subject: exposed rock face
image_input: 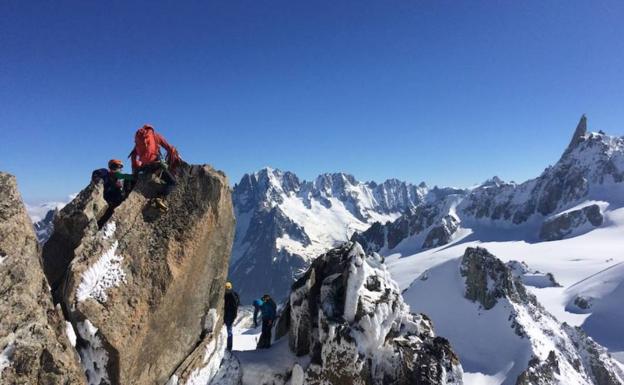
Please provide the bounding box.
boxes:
[0,172,86,384]
[353,196,464,253]
[42,182,108,301]
[166,311,235,385]
[460,247,624,385]
[565,114,588,155]
[277,242,463,385]
[539,204,604,241]
[422,215,460,249]
[44,164,235,385]
[460,247,531,310]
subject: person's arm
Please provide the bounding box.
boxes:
[155,132,175,159]
[129,148,140,171]
[114,172,134,181]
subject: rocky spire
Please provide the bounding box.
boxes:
[0,172,86,384]
[565,114,588,154]
[43,163,235,385]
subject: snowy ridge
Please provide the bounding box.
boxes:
[356,116,624,255]
[227,243,464,385]
[403,247,624,385]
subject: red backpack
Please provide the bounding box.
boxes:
[134,125,160,164]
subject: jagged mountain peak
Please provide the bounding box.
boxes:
[479,175,508,188]
[270,241,464,385]
[230,168,434,302]
[355,115,624,259]
[565,114,588,154]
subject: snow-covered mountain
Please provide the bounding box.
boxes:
[355,115,624,254]
[404,247,624,385]
[228,168,463,302]
[26,200,69,243]
[358,116,624,383]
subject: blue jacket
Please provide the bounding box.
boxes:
[254,298,277,323]
[253,299,262,324]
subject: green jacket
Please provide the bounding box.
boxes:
[112,171,134,182]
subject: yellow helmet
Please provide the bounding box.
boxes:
[225,281,233,290]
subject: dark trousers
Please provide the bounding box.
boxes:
[257,319,272,349]
[98,188,124,228]
[137,163,176,196]
[225,323,233,351]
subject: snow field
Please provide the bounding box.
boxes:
[392,206,624,383]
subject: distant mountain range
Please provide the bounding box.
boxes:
[228,167,468,302]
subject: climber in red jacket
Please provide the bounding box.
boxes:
[129,124,181,211]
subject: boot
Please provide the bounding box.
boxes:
[153,197,168,212]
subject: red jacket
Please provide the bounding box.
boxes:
[129,125,175,170]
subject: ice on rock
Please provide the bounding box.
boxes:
[290,364,304,385]
[102,221,116,239]
[0,339,15,379]
[76,241,126,303]
[184,327,227,385]
[65,321,77,348]
[280,241,463,384]
[77,320,109,385]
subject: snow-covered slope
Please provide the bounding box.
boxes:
[229,168,436,302]
[403,247,624,385]
[348,116,624,383]
[382,205,624,384]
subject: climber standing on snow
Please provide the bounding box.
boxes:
[255,294,277,349]
[129,124,181,211]
[223,282,240,351]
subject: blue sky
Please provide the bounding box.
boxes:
[1,1,623,202]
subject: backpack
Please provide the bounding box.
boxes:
[134,126,160,164]
[92,169,122,193]
[91,168,112,187]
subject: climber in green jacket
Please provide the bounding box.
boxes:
[92,159,135,227]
